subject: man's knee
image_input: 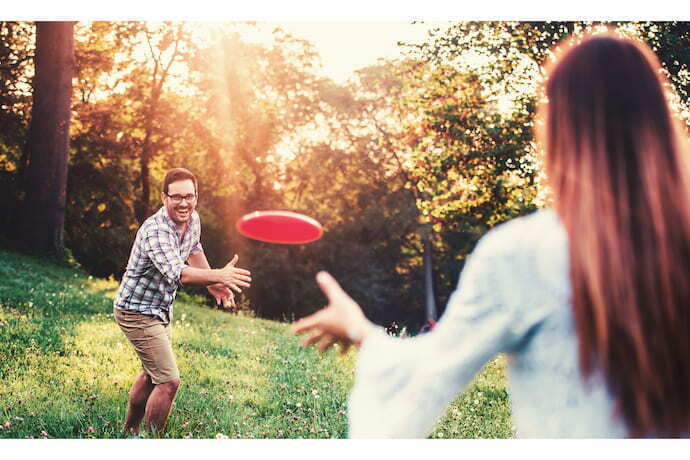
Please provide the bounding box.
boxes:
[158,378,181,397]
[137,372,153,385]
[129,373,154,400]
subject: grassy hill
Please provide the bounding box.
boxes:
[0,248,513,439]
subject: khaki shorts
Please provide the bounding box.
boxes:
[114,308,180,384]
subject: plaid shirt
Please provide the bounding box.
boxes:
[114,206,203,322]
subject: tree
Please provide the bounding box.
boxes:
[0,22,34,240]
[62,23,328,281]
[0,22,33,169]
[635,21,690,124]
[388,21,690,309]
[18,22,75,258]
[135,22,190,223]
[3,21,684,329]
[263,61,429,329]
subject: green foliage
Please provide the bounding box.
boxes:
[62,23,327,278]
[631,22,690,108]
[348,58,538,310]
[0,22,33,239]
[0,248,512,439]
[1,21,688,329]
[202,142,427,328]
[0,21,33,162]
[393,20,690,307]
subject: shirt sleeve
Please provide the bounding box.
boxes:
[190,241,203,256]
[347,227,538,438]
[143,225,186,287]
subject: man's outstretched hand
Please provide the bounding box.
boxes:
[217,254,252,293]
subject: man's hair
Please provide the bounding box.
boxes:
[163,168,197,195]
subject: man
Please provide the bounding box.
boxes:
[113,167,251,436]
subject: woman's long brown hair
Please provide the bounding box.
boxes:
[539,31,690,437]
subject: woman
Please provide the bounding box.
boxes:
[291,30,690,438]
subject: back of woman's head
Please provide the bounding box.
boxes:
[539,30,690,437]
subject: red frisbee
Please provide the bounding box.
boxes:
[236,210,323,244]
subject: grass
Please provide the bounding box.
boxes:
[0,248,514,439]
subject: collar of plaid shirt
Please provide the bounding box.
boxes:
[163,205,189,239]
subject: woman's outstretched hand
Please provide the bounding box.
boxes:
[291,271,377,354]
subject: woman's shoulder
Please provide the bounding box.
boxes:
[476,208,565,257]
[492,208,560,235]
[472,208,570,302]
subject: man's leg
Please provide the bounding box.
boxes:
[116,309,180,436]
[144,378,181,435]
[124,371,155,435]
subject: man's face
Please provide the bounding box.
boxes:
[162,179,197,225]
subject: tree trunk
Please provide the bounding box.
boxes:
[136,25,182,224]
[137,114,154,224]
[19,21,75,258]
[423,234,438,322]
[136,78,164,224]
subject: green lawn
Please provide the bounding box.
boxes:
[0,248,514,439]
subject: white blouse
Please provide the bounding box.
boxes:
[348,209,627,438]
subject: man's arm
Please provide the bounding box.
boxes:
[143,223,250,292]
[180,254,251,293]
[187,250,213,271]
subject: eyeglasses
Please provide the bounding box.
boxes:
[165,193,197,203]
